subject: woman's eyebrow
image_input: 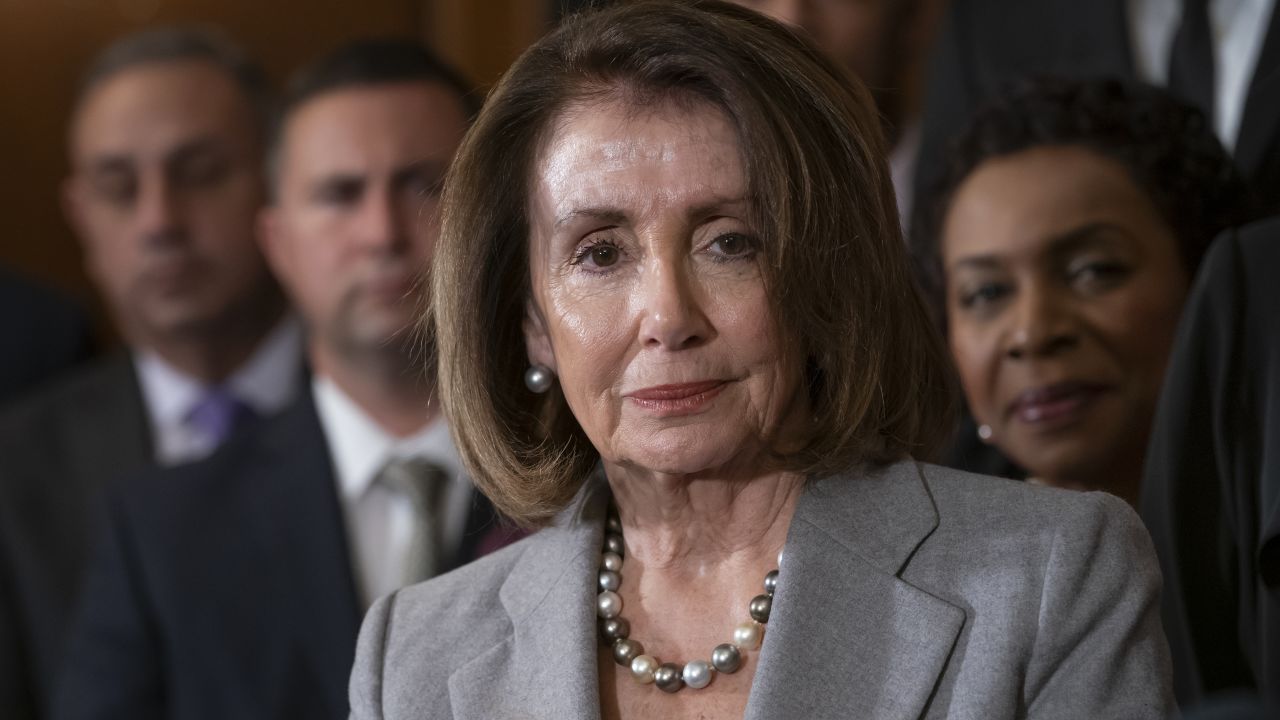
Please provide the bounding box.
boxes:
[554,207,628,230]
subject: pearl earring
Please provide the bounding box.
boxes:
[977,424,994,443]
[524,364,554,393]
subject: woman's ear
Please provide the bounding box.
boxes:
[522,299,557,372]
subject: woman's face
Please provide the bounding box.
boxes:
[524,98,807,477]
[942,145,1189,487]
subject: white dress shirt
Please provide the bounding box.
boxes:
[133,316,304,466]
[1128,0,1276,150]
[311,375,473,605]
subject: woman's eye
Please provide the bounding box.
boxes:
[960,283,1010,309]
[571,239,623,269]
[1068,261,1131,289]
[709,232,756,260]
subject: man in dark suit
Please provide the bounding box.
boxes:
[1141,215,1280,711]
[0,29,302,720]
[0,268,93,405]
[915,0,1280,223]
[53,40,508,720]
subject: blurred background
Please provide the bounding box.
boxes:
[0,0,591,343]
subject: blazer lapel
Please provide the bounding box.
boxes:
[1236,5,1280,178]
[448,478,609,720]
[746,461,965,720]
[249,393,362,718]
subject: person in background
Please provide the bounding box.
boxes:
[0,268,94,405]
[727,0,949,227]
[1142,215,1280,713]
[0,28,301,720]
[914,0,1279,236]
[55,39,513,720]
[350,4,1172,718]
[914,77,1246,505]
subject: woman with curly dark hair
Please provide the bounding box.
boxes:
[914,77,1249,506]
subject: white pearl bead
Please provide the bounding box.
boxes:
[683,659,713,689]
[733,620,764,650]
[597,590,623,618]
[630,654,658,684]
[602,552,623,573]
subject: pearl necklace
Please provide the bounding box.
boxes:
[595,508,780,693]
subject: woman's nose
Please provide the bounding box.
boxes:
[1002,286,1079,360]
[637,262,713,351]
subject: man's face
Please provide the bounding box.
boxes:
[261,82,467,360]
[65,60,274,345]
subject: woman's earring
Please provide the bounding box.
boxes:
[977,424,994,443]
[524,364,555,393]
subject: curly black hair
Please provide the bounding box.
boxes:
[911,76,1252,316]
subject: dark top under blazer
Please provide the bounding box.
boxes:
[914,0,1280,220]
[0,354,152,720]
[53,390,503,720]
[350,460,1175,719]
[1141,217,1280,707]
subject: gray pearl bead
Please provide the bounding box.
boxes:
[613,638,644,666]
[600,617,630,641]
[682,659,713,689]
[597,590,622,618]
[749,594,772,623]
[606,515,622,533]
[601,552,623,573]
[604,533,625,556]
[653,663,684,693]
[711,643,742,673]
[764,569,779,596]
[524,364,554,393]
[598,570,621,592]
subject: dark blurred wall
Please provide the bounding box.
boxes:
[0,0,425,341]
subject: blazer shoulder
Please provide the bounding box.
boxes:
[918,461,1141,532]
[381,535,531,649]
[351,535,534,717]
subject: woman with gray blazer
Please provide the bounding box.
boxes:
[350,2,1175,718]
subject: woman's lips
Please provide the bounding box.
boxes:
[626,380,727,416]
[1006,380,1111,426]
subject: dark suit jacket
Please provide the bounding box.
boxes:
[1141,217,1280,709]
[0,354,152,720]
[915,0,1280,220]
[0,269,94,406]
[53,390,505,720]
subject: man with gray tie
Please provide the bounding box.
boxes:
[54,39,511,720]
[0,29,303,720]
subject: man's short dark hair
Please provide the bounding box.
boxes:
[266,38,477,196]
[912,76,1251,315]
[74,26,273,141]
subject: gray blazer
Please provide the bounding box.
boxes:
[350,460,1175,719]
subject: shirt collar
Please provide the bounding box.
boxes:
[133,315,305,427]
[311,375,457,503]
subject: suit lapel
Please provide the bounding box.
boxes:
[746,461,965,720]
[1236,4,1280,178]
[249,393,362,719]
[448,478,608,720]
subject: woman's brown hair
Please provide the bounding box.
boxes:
[433,0,956,527]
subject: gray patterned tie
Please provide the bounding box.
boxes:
[375,457,448,586]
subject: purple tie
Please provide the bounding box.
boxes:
[186,387,258,446]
